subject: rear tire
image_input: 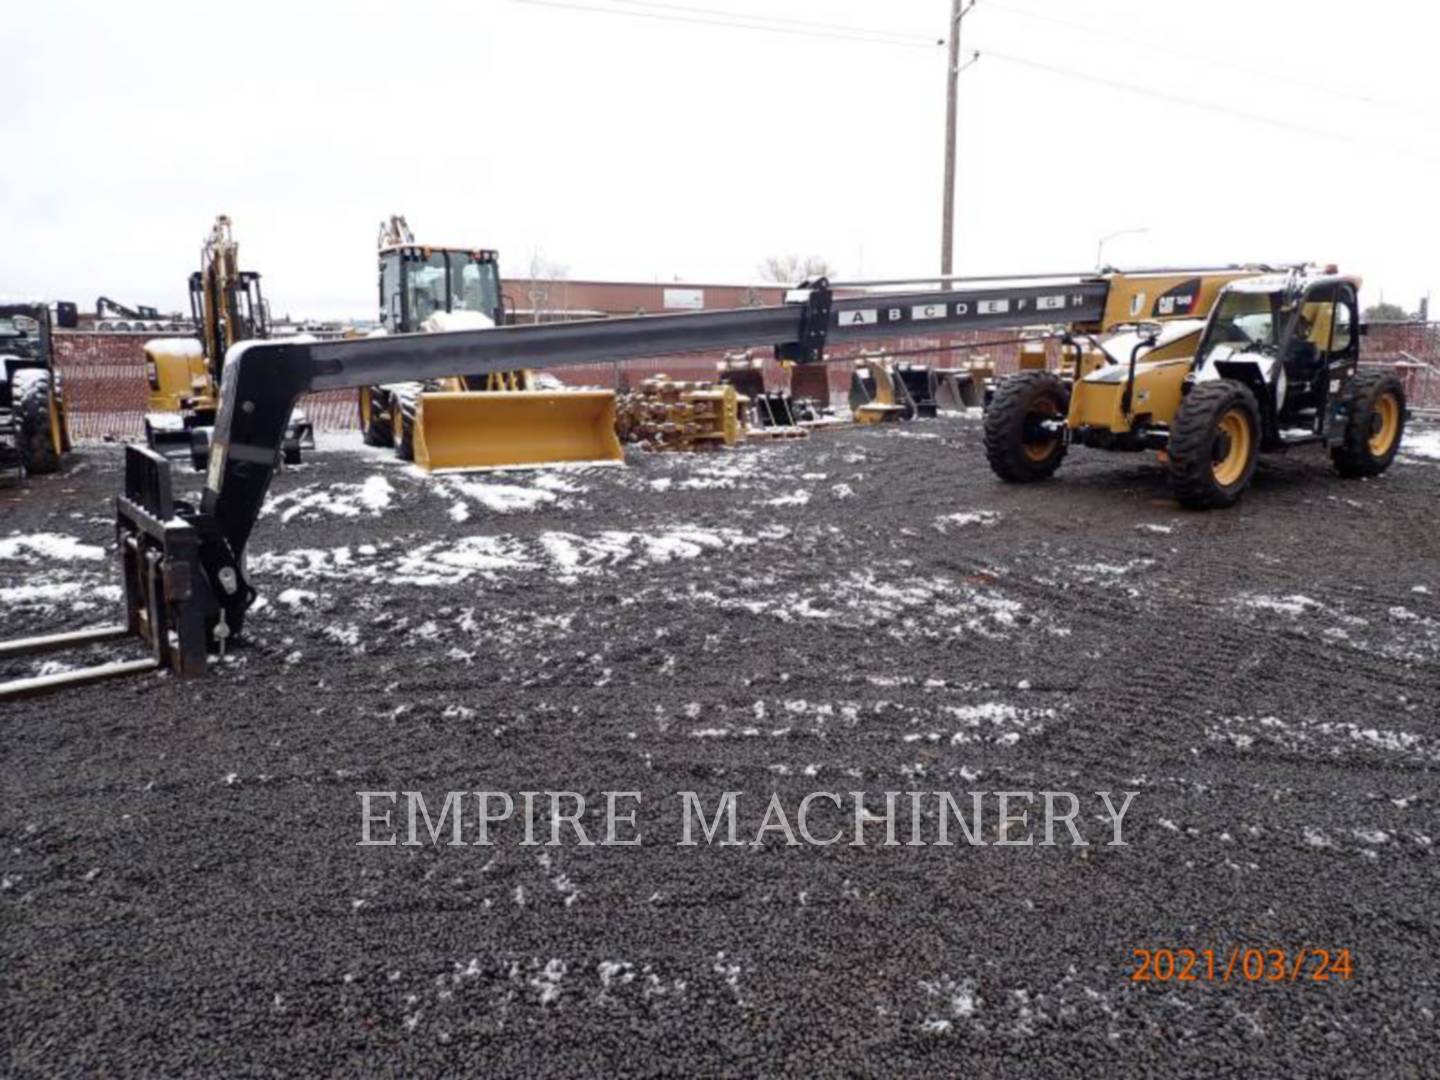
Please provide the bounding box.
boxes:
[1168,380,1259,510]
[360,386,394,447]
[15,370,63,475]
[392,397,415,462]
[1332,370,1405,478]
[984,371,1069,482]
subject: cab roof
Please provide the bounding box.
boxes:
[378,244,497,260]
[1224,267,1361,295]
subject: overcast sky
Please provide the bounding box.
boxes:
[4,0,1436,320]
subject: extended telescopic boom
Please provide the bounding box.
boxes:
[8,264,1266,699]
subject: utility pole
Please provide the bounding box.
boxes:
[941,1,977,280]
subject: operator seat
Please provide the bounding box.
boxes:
[1281,316,1325,416]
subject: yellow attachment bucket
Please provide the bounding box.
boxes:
[412,390,624,472]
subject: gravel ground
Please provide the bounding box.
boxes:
[3,416,1438,1076]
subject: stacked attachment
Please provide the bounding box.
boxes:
[849,353,940,424]
[616,376,744,451]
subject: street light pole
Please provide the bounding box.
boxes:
[1096,227,1150,271]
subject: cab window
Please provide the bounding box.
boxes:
[405,250,449,327]
[451,254,499,319]
[380,253,402,328]
[1330,294,1355,354]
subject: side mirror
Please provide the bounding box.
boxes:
[1358,322,1370,337]
[54,301,79,329]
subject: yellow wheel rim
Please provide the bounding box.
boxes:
[1022,399,1060,462]
[391,400,403,437]
[359,388,372,429]
[1368,392,1400,456]
[1211,408,1252,488]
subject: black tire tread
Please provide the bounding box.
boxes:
[1331,369,1406,478]
[361,387,395,448]
[15,370,62,475]
[1168,380,1259,510]
[392,391,416,463]
[984,370,1069,482]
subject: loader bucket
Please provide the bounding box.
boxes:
[412,390,624,472]
[934,369,979,410]
[893,364,939,418]
[789,364,832,410]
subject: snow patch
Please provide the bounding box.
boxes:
[0,533,105,562]
[451,481,559,513]
[1400,427,1440,460]
[262,476,394,522]
[765,490,811,507]
[934,511,1000,532]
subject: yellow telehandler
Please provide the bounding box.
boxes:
[985,266,1406,508]
[358,215,621,471]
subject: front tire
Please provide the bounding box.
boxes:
[1332,370,1405,478]
[392,396,415,462]
[1168,380,1259,510]
[984,371,1069,482]
[15,370,63,475]
[360,386,395,447]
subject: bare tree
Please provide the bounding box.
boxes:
[1363,301,1413,322]
[526,250,571,323]
[758,254,833,284]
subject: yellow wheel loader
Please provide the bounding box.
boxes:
[361,216,621,472]
[985,266,1406,509]
[0,302,76,480]
[144,216,313,468]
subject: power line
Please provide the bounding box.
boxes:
[509,0,943,49]
[981,49,1440,164]
[593,0,940,44]
[984,0,1426,115]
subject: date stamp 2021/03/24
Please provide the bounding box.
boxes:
[1130,947,1354,984]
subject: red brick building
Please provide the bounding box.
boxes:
[506,278,787,320]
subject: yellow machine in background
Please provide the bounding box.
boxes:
[986,266,1408,508]
[361,215,622,472]
[414,389,622,470]
[144,216,313,464]
[848,269,1261,421]
[144,337,209,415]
